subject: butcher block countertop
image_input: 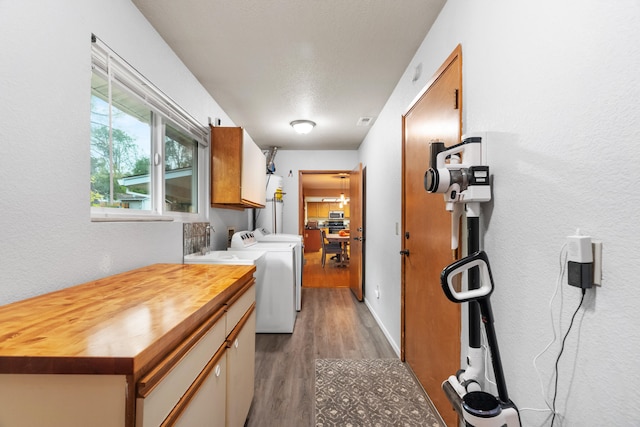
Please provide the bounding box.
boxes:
[0,263,255,378]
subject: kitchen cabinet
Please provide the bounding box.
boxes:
[317,202,330,218]
[211,126,266,209]
[0,263,256,427]
[304,228,322,252]
[306,202,318,218]
[307,202,349,219]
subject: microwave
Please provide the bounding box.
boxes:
[329,211,344,219]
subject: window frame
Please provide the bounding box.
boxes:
[90,35,209,222]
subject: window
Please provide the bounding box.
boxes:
[90,35,208,221]
[164,123,198,213]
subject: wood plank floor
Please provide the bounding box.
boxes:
[301,249,350,288]
[245,287,397,427]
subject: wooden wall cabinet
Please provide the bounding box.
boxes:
[317,202,330,218]
[306,202,350,219]
[211,126,266,209]
[306,203,318,218]
[0,264,256,427]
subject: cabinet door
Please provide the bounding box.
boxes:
[210,127,265,208]
[137,310,226,427]
[0,374,126,427]
[211,127,243,205]
[240,131,266,207]
[317,203,330,218]
[173,350,227,427]
[226,309,256,427]
[307,202,318,218]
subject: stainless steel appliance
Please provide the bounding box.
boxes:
[326,220,346,234]
[328,211,344,219]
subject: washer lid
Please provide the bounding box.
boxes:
[184,250,266,264]
[253,228,302,243]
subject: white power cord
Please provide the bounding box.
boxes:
[521,244,568,415]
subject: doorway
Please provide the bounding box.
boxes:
[401,45,462,427]
[299,168,364,299]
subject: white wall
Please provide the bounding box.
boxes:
[263,150,359,236]
[361,0,640,425]
[0,0,246,304]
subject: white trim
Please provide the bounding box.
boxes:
[91,213,174,222]
[364,297,401,357]
[90,34,209,223]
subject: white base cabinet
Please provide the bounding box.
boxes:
[0,265,256,427]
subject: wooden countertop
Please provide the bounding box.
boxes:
[0,263,255,377]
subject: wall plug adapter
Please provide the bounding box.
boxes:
[567,230,593,289]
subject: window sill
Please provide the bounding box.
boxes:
[91,213,174,222]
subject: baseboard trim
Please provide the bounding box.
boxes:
[364,297,401,357]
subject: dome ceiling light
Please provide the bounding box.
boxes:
[290,120,316,134]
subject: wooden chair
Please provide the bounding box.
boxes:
[321,230,343,268]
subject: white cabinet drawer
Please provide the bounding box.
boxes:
[136,307,226,427]
[225,283,255,335]
[171,347,227,427]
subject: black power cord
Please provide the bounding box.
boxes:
[551,288,586,426]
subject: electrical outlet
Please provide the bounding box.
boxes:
[227,227,235,248]
[592,241,603,286]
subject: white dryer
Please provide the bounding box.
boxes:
[253,227,303,311]
[230,231,296,333]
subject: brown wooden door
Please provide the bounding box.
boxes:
[349,163,363,301]
[402,45,462,427]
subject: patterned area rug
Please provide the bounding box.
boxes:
[315,359,444,427]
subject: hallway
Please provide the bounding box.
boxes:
[246,287,397,427]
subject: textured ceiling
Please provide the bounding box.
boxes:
[132,0,446,150]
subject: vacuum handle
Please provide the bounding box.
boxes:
[440,251,494,303]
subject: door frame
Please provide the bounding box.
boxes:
[297,170,352,237]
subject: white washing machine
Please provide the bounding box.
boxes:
[253,227,304,311]
[230,231,297,333]
[183,250,266,316]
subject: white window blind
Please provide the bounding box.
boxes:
[90,34,208,147]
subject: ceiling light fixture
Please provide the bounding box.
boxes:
[290,120,316,134]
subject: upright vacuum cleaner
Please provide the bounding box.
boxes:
[424,137,491,397]
[441,251,521,426]
[425,137,520,426]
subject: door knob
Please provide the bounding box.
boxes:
[399,249,410,256]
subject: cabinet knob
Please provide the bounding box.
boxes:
[215,364,221,377]
[234,338,239,349]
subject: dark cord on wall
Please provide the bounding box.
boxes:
[551,288,586,426]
